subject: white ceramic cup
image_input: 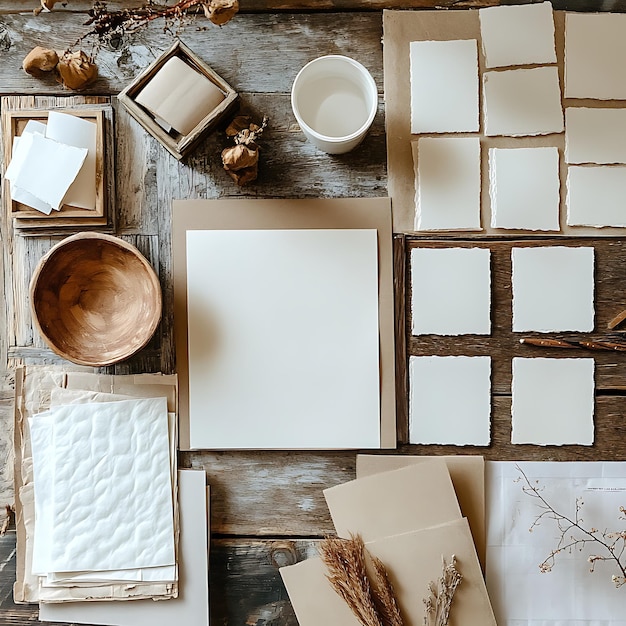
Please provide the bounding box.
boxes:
[291,55,378,154]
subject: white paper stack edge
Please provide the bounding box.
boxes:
[4,111,97,214]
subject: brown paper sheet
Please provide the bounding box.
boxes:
[280,518,496,626]
[356,454,486,570]
[13,366,179,605]
[323,459,461,541]
[172,198,396,450]
[384,9,626,236]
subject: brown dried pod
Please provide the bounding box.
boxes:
[225,164,258,186]
[225,115,254,138]
[22,46,59,77]
[221,144,259,172]
[202,0,239,26]
[57,50,98,90]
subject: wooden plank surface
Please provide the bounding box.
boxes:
[2,3,626,626]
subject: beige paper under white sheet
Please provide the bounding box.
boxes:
[323,460,461,541]
[135,56,225,136]
[356,454,486,571]
[39,471,210,626]
[281,518,496,626]
[565,108,626,165]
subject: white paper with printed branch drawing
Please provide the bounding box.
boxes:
[486,461,626,626]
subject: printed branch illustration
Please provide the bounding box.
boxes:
[517,464,626,588]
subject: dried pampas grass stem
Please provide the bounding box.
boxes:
[319,534,404,626]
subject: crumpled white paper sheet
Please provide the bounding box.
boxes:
[486,461,626,626]
[30,397,175,574]
[39,470,210,626]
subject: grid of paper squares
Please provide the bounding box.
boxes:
[511,246,594,333]
[511,357,595,445]
[489,147,560,231]
[410,247,491,336]
[409,355,491,446]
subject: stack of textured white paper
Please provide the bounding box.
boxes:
[26,391,178,602]
[5,111,97,214]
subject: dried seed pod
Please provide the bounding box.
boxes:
[222,144,259,172]
[225,115,254,138]
[57,50,98,90]
[202,0,239,26]
[22,46,59,77]
[225,164,258,186]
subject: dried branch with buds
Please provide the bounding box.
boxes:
[517,465,626,588]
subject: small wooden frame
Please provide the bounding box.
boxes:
[118,39,239,160]
[2,108,106,225]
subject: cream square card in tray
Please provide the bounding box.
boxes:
[172,198,397,451]
[479,2,556,69]
[511,357,594,445]
[411,247,491,335]
[489,147,560,231]
[565,13,626,100]
[409,39,479,134]
[483,67,563,137]
[409,355,492,446]
[512,246,595,333]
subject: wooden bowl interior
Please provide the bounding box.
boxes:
[31,237,161,366]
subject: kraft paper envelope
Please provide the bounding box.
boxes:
[280,517,497,626]
[356,454,485,570]
[40,470,210,626]
[172,198,396,450]
[323,459,461,541]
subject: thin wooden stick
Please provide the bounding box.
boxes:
[607,309,626,330]
[520,338,626,352]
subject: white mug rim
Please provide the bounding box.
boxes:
[291,54,378,144]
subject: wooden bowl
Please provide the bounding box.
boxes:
[30,232,162,367]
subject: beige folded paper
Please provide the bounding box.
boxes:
[135,56,225,136]
[323,459,461,542]
[280,517,497,626]
[356,454,486,570]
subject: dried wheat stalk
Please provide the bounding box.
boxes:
[319,534,404,626]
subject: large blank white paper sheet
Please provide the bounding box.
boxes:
[567,166,626,228]
[479,2,556,69]
[409,39,479,134]
[186,229,380,449]
[415,137,481,231]
[565,13,626,100]
[40,470,210,626]
[487,461,626,625]
[411,247,491,335]
[489,147,560,231]
[409,355,491,446]
[511,357,594,445]
[483,67,563,137]
[565,108,626,165]
[512,246,595,333]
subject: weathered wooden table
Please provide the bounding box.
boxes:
[1,1,626,624]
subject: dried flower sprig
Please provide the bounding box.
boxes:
[221,115,268,186]
[517,465,626,588]
[319,534,403,626]
[423,555,463,626]
[34,0,238,51]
